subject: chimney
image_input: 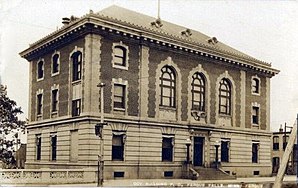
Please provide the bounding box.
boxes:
[279,125,283,132]
[62,17,70,25]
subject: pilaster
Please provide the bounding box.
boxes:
[240,70,246,128]
[139,45,150,118]
[83,34,102,116]
[266,77,270,131]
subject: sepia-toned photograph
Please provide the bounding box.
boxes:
[1,0,298,187]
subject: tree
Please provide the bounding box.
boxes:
[0,84,26,168]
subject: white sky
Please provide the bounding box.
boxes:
[1,0,298,132]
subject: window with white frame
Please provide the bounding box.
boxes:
[112,43,129,69]
[219,78,231,115]
[50,133,57,161]
[72,99,81,116]
[160,66,176,108]
[252,142,259,163]
[252,76,260,95]
[36,134,41,160]
[252,106,259,125]
[51,89,58,113]
[191,72,206,111]
[221,140,230,162]
[113,84,126,109]
[37,60,44,80]
[37,93,43,116]
[71,51,82,81]
[52,53,60,75]
[162,134,174,162]
[112,132,126,161]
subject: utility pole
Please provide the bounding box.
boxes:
[297,114,298,182]
[95,83,106,187]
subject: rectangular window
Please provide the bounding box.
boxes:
[70,130,78,162]
[162,136,173,162]
[72,99,81,116]
[283,136,289,150]
[37,61,44,79]
[112,134,124,161]
[114,171,125,178]
[253,171,260,176]
[114,84,125,109]
[252,106,259,124]
[72,52,82,81]
[37,94,43,115]
[273,136,279,150]
[36,134,41,160]
[51,89,58,112]
[50,134,57,161]
[252,143,259,163]
[221,140,230,162]
[164,171,173,177]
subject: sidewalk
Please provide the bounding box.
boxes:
[50,176,297,187]
[3,176,297,187]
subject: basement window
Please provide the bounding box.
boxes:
[114,171,124,178]
[164,171,173,177]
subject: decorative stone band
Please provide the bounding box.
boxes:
[0,169,96,185]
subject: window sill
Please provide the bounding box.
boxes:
[37,77,44,82]
[36,115,43,121]
[72,80,81,85]
[51,72,59,77]
[159,106,176,111]
[51,112,58,118]
[252,124,259,129]
[252,92,261,96]
[112,64,128,70]
[114,107,126,111]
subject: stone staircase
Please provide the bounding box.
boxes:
[193,167,236,180]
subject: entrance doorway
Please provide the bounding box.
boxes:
[193,137,204,166]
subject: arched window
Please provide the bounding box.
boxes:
[191,72,205,111]
[71,51,82,81]
[52,54,59,74]
[37,60,44,79]
[219,78,231,115]
[252,78,260,94]
[114,46,126,66]
[160,66,176,107]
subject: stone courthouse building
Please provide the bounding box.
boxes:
[20,6,279,179]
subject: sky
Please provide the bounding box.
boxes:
[1,0,298,132]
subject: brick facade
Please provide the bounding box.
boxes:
[20,6,279,179]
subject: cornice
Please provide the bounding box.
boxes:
[20,12,279,76]
[27,115,272,136]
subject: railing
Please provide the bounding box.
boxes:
[0,168,97,185]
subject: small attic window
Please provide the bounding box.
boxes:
[181,29,192,37]
[207,37,218,45]
[151,18,163,28]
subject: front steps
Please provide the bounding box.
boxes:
[193,167,236,180]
